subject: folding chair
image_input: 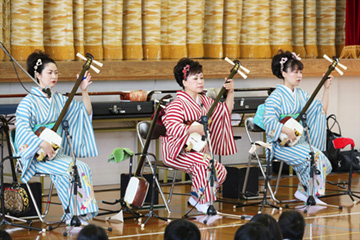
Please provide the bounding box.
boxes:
[242,117,283,203]
[9,128,57,224]
[136,120,190,213]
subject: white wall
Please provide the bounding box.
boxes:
[1,74,359,186]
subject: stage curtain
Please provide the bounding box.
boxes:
[304,0,318,58]
[44,0,74,60]
[187,0,205,58]
[204,0,224,58]
[223,0,242,59]
[123,0,142,60]
[161,0,187,59]
[10,0,44,60]
[142,0,161,60]
[292,0,306,57]
[340,0,360,58]
[316,0,337,58]
[6,0,345,60]
[83,0,103,60]
[240,0,271,58]
[0,0,10,60]
[103,0,123,60]
[269,0,293,56]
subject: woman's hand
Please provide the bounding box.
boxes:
[79,71,93,92]
[39,141,55,159]
[188,123,205,136]
[223,78,234,93]
[323,74,333,89]
[282,126,297,142]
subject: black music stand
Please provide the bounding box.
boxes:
[0,116,44,232]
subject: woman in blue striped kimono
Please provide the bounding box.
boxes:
[15,50,99,224]
[263,50,333,205]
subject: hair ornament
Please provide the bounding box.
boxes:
[279,57,288,72]
[291,52,301,61]
[182,64,190,80]
[34,59,42,71]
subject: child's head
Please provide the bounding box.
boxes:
[173,58,203,89]
[234,222,270,240]
[76,224,108,240]
[0,229,12,240]
[164,219,200,240]
[271,50,303,80]
[278,210,305,240]
[250,213,283,240]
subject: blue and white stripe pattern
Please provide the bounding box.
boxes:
[263,85,332,196]
[15,87,99,219]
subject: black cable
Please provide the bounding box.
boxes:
[9,57,48,99]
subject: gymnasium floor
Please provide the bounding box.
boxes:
[3,172,360,239]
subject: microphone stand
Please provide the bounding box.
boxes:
[289,113,342,213]
[199,116,243,224]
[62,120,82,237]
[0,42,51,98]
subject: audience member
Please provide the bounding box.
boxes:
[0,229,12,240]
[164,219,201,240]
[250,213,283,240]
[76,224,108,240]
[278,210,305,240]
[234,222,270,240]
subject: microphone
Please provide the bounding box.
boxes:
[201,116,209,140]
[62,120,69,131]
[42,86,52,98]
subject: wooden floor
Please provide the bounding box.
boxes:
[3,172,360,239]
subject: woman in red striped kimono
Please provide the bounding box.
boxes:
[160,58,237,214]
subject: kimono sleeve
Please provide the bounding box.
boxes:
[263,92,283,142]
[15,97,43,161]
[61,96,98,157]
[209,102,237,156]
[163,101,190,139]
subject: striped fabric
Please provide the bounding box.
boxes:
[15,87,98,220]
[161,91,237,204]
[263,85,332,196]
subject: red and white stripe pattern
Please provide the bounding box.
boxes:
[161,91,237,203]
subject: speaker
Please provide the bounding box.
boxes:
[222,165,259,199]
[120,173,159,205]
[3,182,42,217]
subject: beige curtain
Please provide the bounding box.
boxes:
[5,0,346,60]
[0,0,10,60]
[240,0,271,58]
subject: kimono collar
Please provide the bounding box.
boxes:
[31,87,52,99]
[177,91,203,106]
[276,84,296,99]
